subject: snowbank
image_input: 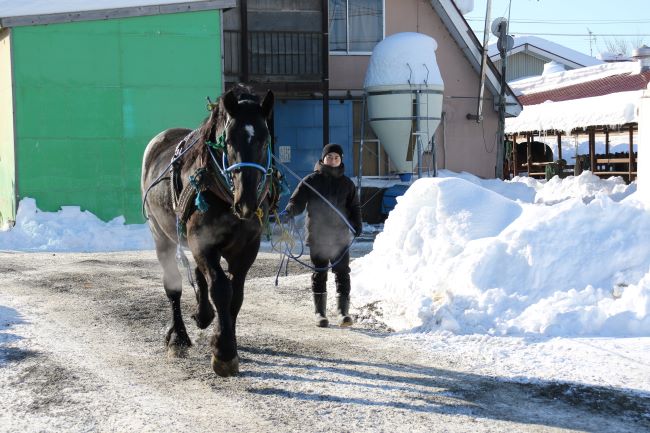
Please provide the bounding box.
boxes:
[0,198,153,252]
[352,172,647,337]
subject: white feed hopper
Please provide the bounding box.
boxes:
[364,32,444,174]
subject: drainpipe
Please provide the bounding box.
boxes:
[321,0,329,147]
[240,0,249,83]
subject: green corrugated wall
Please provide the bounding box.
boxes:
[10,10,223,223]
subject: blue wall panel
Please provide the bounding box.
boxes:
[274,100,353,209]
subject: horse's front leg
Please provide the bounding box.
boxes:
[191,268,215,329]
[201,261,239,377]
[155,242,192,357]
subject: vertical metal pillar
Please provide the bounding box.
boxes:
[629,124,635,181]
[240,0,249,83]
[415,90,422,179]
[357,95,366,198]
[321,0,329,147]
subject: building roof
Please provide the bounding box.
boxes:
[488,36,603,69]
[505,61,648,133]
[429,0,522,117]
[0,0,235,28]
[518,70,650,106]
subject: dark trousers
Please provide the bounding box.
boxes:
[310,245,350,297]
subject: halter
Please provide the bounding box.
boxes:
[207,127,273,207]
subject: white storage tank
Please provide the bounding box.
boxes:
[364,32,444,175]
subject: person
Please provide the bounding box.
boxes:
[280,143,363,327]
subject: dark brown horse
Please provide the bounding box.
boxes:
[141,86,274,377]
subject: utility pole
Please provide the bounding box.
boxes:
[495,19,511,179]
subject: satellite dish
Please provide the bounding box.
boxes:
[497,34,514,53]
[491,17,508,37]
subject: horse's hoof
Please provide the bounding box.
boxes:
[167,343,190,358]
[166,331,192,358]
[191,307,215,329]
[211,354,240,377]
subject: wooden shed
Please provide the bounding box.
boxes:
[504,60,647,182]
[0,0,234,227]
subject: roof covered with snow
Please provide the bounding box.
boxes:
[505,90,642,134]
[0,0,235,28]
[518,70,650,106]
[504,60,649,133]
[489,36,603,69]
[509,61,642,96]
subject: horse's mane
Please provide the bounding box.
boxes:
[199,84,259,143]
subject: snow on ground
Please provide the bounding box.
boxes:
[1,170,649,394]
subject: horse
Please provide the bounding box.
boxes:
[141,86,274,377]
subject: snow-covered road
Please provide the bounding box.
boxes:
[1,251,647,432]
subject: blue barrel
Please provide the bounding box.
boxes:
[381,184,410,214]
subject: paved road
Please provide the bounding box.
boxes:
[0,251,647,432]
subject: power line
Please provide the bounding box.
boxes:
[481,31,650,37]
[466,17,650,25]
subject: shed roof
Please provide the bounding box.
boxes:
[488,36,603,69]
[0,0,235,28]
[518,71,650,106]
[504,61,648,133]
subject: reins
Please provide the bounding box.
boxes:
[141,130,202,221]
[268,155,359,286]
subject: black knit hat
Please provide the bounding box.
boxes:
[321,143,343,161]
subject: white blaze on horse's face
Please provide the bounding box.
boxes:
[245,124,255,144]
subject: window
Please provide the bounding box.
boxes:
[329,0,384,53]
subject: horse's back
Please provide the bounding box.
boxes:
[141,128,191,191]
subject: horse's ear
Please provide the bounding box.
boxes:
[261,90,274,120]
[223,90,238,117]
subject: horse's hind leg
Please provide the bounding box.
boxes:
[191,268,215,329]
[155,242,192,357]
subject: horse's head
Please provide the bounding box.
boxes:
[218,88,274,220]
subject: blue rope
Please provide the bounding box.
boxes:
[188,169,209,213]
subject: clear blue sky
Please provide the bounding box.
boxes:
[467,0,650,57]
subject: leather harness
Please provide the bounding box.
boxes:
[169,130,279,228]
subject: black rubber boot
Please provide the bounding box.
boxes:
[312,272,329,327]
[336,295,353,327]
[335,273,353,327]
[313,292,329,327]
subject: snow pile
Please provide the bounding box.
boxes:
[352,171,648,337]
[0,198,153,252]
[363,32,444,88]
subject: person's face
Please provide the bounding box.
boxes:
[323,152,341,167]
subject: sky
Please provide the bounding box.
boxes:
[2,169,650,393]
[467,0,650,57]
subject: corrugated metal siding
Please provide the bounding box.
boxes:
[0,29,15,226]
[12,11,223,223]
[494,52,547,81]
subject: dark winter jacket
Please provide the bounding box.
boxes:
[285,161,362,250]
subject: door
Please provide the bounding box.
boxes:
[273,99,353,210]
